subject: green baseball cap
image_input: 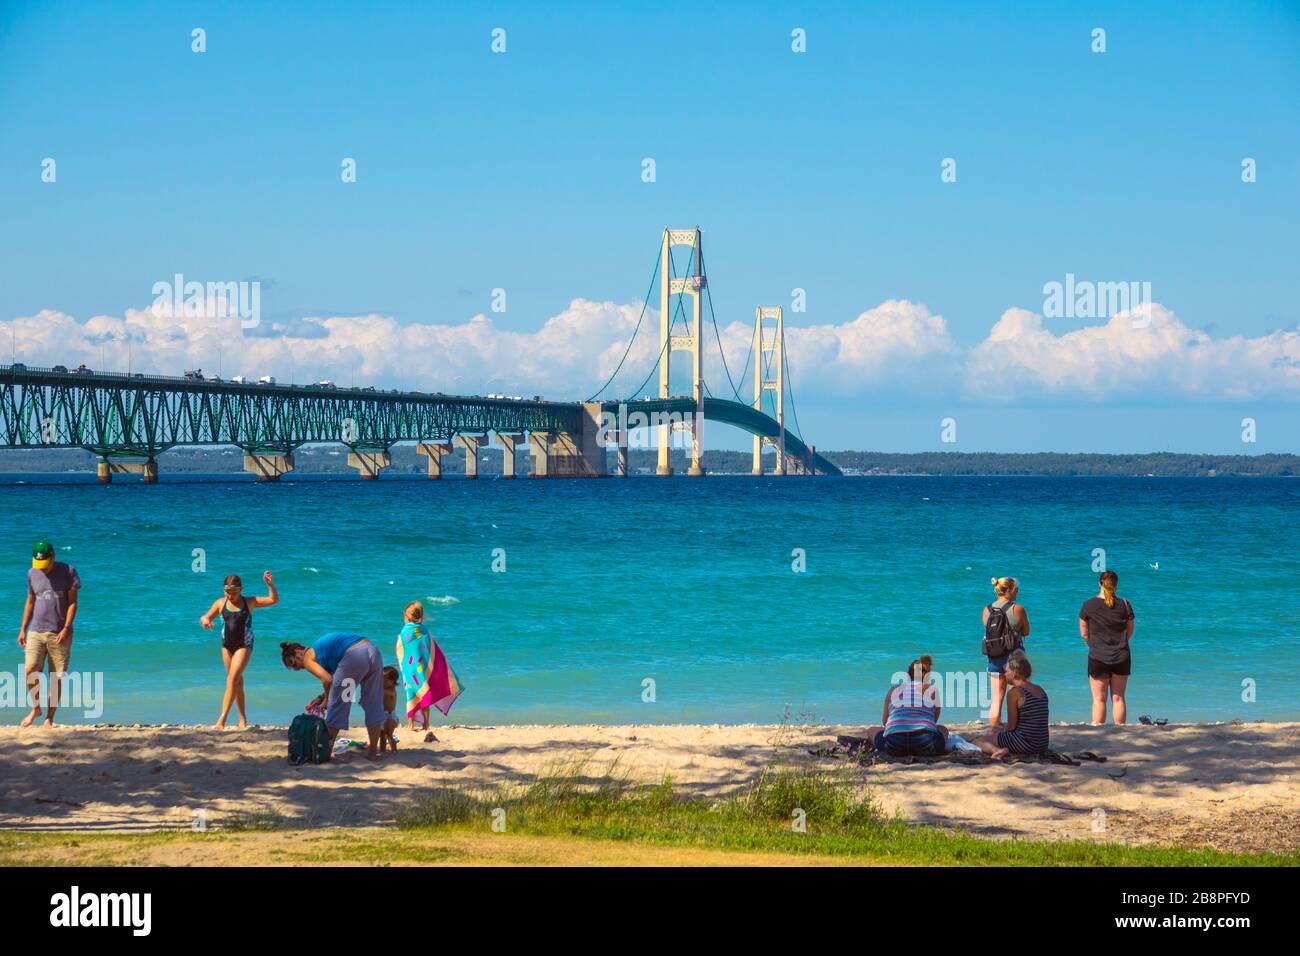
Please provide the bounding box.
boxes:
[32,540,54,570]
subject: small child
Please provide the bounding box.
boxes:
[398,602,433,732]
[380,666,400,753]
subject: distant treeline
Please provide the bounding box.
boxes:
[0,446,1296,477]
[820,451,1300,477]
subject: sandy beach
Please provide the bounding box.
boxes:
[1,721,1296,854]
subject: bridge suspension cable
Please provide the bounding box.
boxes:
[586,244,665,401]
[780,332,805,441]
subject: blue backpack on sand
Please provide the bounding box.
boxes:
[288,714,332,764]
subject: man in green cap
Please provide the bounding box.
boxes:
[18,540,81,727]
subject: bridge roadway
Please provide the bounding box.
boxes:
[0,365,840,479]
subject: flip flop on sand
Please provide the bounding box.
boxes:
[1074,751,1108,763]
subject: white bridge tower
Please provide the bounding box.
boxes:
[751,306,786,475]
[657,227,706,477]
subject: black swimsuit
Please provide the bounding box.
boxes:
[220,598,253,653]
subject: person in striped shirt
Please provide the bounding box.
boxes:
[976,650,1050,758]
[866,655,949,756]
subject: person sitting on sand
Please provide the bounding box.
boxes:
[200,572,279,729]
[982,576,1030,726]
[280,633,386,760]
[864,655,949,757]
[1080,570,1135,725]
[975,650,1049,759]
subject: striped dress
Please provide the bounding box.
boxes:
[997,685,1049,753]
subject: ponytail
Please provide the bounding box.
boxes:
[1099,571,1119,609]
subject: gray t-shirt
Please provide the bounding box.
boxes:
[28,563,81,634]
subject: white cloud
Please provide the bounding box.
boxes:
[965,304,1300,403]
[5,297,1299,405]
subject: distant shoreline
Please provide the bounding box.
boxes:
[0,447,1297,478]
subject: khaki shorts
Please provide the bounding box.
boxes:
[24,631,72,673]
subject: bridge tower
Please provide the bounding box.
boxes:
[751,306,786,476]
[657,227,706,477]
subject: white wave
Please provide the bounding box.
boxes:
[425,595,460,606]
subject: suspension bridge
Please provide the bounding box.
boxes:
[0,227,840,481]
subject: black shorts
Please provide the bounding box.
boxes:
[1088,653,1131,679]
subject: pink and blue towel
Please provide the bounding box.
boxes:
[397,621,464,717]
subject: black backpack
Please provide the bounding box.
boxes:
[982,602,1022,658]
[288,714,332,765]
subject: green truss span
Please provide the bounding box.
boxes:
[0,367,839,475]
[603,397,843,476]
[0,367,580,456]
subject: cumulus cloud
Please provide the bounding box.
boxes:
[966,304,1300,403]
[4,296,1298,405]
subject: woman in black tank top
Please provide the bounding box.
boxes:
[200,572,280,729]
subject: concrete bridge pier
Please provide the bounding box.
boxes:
[528,431,551,478]
[415,442,452,479]
[97,457,158,484]
[348,449,390,481]
[606,430,628,477]
[242,453,295,482]
[545,407,606,477]
[494,433,524,478]
[454,434,487,479]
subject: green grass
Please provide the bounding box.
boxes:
[389,764,1294,866]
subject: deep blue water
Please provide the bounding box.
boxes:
[1,473,1297,725]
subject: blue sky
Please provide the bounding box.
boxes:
[2,1,1298,452]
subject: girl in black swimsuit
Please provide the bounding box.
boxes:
[200,572,279,729]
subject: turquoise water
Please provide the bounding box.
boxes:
[1,473,1297,726]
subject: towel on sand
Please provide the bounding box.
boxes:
[397,621,465,717]
[810,734,1083,766]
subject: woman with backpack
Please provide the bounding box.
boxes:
[1080,570,1135,724]
[280,633,387,760]
[982,576,1030,725]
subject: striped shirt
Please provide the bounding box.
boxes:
[884,681,940,735]
[997,685,1050,754]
